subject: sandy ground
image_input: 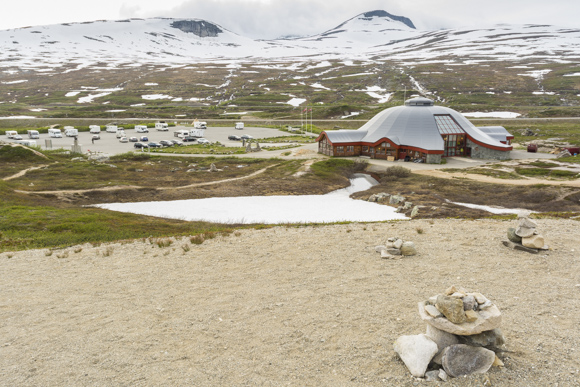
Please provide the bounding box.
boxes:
[1,218,579,386]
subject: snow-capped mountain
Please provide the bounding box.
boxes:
[1,10,580,73]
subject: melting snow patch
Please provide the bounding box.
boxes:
[142,94,172,100]
[131,103,146,107]
[564,73,580,77]
[342,112,360,119]
[311,83,331,90]
[29,108,47,112]
[462,112,521,118]
[285,98,306,107]
[78,92,111,103]
[65,91,81,97]
[144,82,159,86]
[449,201,535,215]
[105,109,125,113]
[1,80,28,84]
[0,115,36,119]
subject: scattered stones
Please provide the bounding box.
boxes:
[503,211,548,253]
[394,287,506,380]
[375,237,416,259]
[410,206,420,218]
[393,334,438,378]
[209,163,218,172]
[368,192,390,202]
[389,195,406,205]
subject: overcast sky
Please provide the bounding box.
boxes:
[3,0,579,39]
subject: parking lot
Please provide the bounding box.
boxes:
[5,125,306,156]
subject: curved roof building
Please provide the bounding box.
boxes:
[316,98,512,163]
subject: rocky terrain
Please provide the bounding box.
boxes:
[1,218,579,386]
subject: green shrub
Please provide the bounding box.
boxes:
[383,166,412,179]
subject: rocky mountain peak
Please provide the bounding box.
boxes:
[170,20,223,37]
[360,10,416,29]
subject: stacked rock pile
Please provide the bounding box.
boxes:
[503,211,548,254]
[393,286,505,381]
[375,237,417,259]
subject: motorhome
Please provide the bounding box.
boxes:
[5,130,18,138]
[116,129,126,139]
[64,127,78,137]
[189,128,205,138]
[235,122,244,130]
[15,140,37,147]
[106,125,118,133]
[27,130,40,139]
[135,125,149,133]
[89,125,101,134]
[155,121,169,131]
[174,129,190,138]
[48,128,62,138]
[193,120,207,129]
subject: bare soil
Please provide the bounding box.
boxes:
[1,219,579,386]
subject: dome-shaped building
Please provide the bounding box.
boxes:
[316,98,513,163]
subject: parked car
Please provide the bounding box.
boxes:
[119,137,129,143]
[159,140,173,147]
[139,136,149,142]
[13,134,23,140]
[91,134,100,140]
[134,142,148,149]
[129,137,138,142]
[170,139,183,146]
[228,135,241,141]
[148,142,162,148]
[182,136,197,142]
[197,138,210,144]
[240,134,253,140]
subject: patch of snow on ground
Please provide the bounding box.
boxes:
[342,72,374,77]
[65,92,81,97]
[286,98,307,107]
[1,80,28,84]
[311,83,331,90]
[142,94,173,100]
[341,112,360,119]
[564,73,580,77]
[518,69,552,80]
[462,112,521,118]
[449,201,534,215]
[105,110,126,113]
[144,83,158,86]
[77,92,111,103]
[131,103,146,107]
[533,91,556,95]
[0,116,36,119]
[94,176,408,224]
[29,108,47,112]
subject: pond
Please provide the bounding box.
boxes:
[94,174,409,224]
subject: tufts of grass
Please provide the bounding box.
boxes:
[190,235,205,245]
[155,238,173,248]
[416,227,424,234]
[382,166,412,179]
[181,244,191,253]
[102,246,114,257]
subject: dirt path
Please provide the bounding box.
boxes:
[13,165,277,198]
[2,164,51,181]
[413,168,580,187]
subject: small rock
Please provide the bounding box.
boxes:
[403,202,413,210]
[441,344,496,377]
[457,328,506,349]
[400,242,417,256]
[462,295,476,311]
[380,250,396,259]
[438,369,448,381]
[493,355,505,367]
[386,247,401,256]
[424,370,441,382]
[518,217,537,229]
[393,334,439,378]
[389,195,406,205]
[465,310,478,322]
[375,245,386,253]
[426,324,459,352]
[436,295,466,324]
[425,305,443,318]
[515,226,535,238]
[502,240,539,254]
[393,239,403,249]
[411,206,419,218]
[507,227,522,243]
[522,234,545,249]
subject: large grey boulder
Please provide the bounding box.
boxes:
[393,334,438,378]
[441,344,496,377]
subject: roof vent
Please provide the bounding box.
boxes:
[405,97,434,106]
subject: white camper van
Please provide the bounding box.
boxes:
[235,122,244,130]
[106,125,118,133]
[64,127,78,137]
[189,128,205,138]
[135,125,149,133]
[116,129,126,139]
[48,128,62,138]
[193,120,207,129]
[27,130,40,139]
[174,129,189,138]
[155,121,169,131]
[5,130,18,138]
[89,125,101,134]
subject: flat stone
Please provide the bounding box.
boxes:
[380,250,397,259]
[389,195,406,205]
[393,334,438,378]
[424,370,441,382]
[518,217,538,229]
[425,304,443,318]
[462,295,476,311]
[493,355,505,367]
[438,369,448,381]
[469,292,488,305]
[400,242,417,256]
[445,285,467,296]
[436,295,466,324]
[441,344,496,377]
[411,206,419,218]
[515,226,535,238]
[465,310,478,322]
[375,245,386,253]
[393,239,403,249]
[457,328,506,349]
[502,240,539,254]
[386,247,401,256]
[507,227,522,243]
[522,234,545,249]
[419,302,502,336]
[426,324,459,353]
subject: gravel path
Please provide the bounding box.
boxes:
[1,218,579,386]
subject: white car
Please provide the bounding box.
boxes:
[13,134,23,140]
[197,138,210,144]
[119,137,129,143]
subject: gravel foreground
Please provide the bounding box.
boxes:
[1,218,579,386]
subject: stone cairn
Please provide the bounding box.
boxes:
[393,286,505,382]
[375,237,417,259]
[502,211,548,254]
